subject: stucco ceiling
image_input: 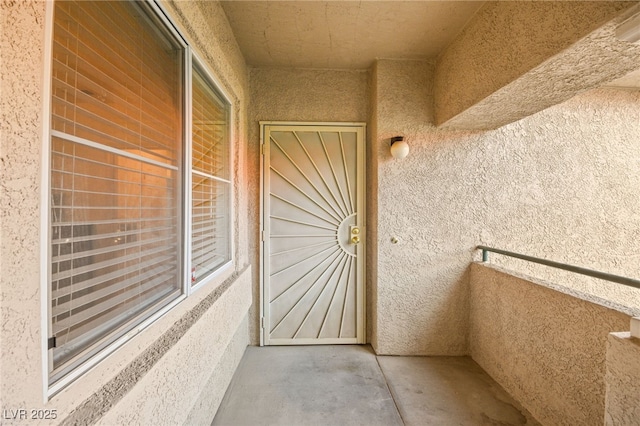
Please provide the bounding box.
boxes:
[219,1,485,69]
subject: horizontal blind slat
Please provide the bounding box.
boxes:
[52,234,176,275]
[52,250,176,300]
[53,285,178,361]
[52,265,178,321]
[50,217,177,228]
[52,274,178,338]
[52,224,173,245]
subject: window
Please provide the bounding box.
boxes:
[190,65,231,286]
[48,0,232,389]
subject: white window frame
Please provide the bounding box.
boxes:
[40,0,235,398]
[186,51,235,296]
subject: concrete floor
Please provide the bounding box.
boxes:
[212,345,540,426]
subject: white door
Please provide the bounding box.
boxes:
[261,122,365,345]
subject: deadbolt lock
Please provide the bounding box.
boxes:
[349,226,361,245]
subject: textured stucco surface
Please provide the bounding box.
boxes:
[371,58,640,355]
[372,60,471,356]
[95,272,251,426]
[248,67,369,344]
[220,1,483,69]
[605,332,640,426]
[1,0,252,423]
[435,1,640,129]
[470,263,634,425]
[184,315,249,426]
[1,0,48,414]
[479,88,640,311]
[249,68,369,123]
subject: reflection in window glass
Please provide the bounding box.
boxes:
[191,66,231,285]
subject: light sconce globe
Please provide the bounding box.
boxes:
[390,136,409,159]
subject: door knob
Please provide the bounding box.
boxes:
[351,235,360,244]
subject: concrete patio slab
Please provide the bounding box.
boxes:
[377,356,540,425]
[212,346,540,425]
[212,345,402,426]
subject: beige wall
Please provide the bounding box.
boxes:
[478,88,640,310]
[0,1,252,424]
[371,60,471,355]
[1,0,47,417]
[470,263,636,425]
[247,59,640,356]
[434,1,640,129]
[3,1,639,422]
[370,58,640,355]
[605,332,640,425]
[247,67,370,343]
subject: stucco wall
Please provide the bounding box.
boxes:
[94,272,251,426]
[1,1,252,424]
[1,0,48,417]
[470,263,635,425]
[479,88,640,310]
[605,332,640,425]
[248,67,370,344]
[371,58,640,355]
[372,60,471,355]
[434,1,639,129]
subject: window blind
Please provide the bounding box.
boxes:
[191,67,231,284]
[50,0,183,379]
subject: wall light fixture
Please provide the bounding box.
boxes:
[390,136,409,159]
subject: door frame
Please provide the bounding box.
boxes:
[259,121,366,346]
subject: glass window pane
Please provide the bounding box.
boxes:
[191,175,231,283]
[49,0,183,383]
[192,67,229,180]
[51,0,182,166]
[191,65,231,285]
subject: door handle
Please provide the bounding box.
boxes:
[351,235,360,244]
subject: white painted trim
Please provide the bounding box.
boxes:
[259,121,366,128]
[191,53,234,108]
[190,261,234,294]
[188,51,235,294]
[259,125,265,346]
[40,0,55,403]
[184,48,194,296]
[260,123,270,346]
[356,125,366,343]
[229,95,237,291]
[148,0,188,48]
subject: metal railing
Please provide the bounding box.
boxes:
[478,245,640,290]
